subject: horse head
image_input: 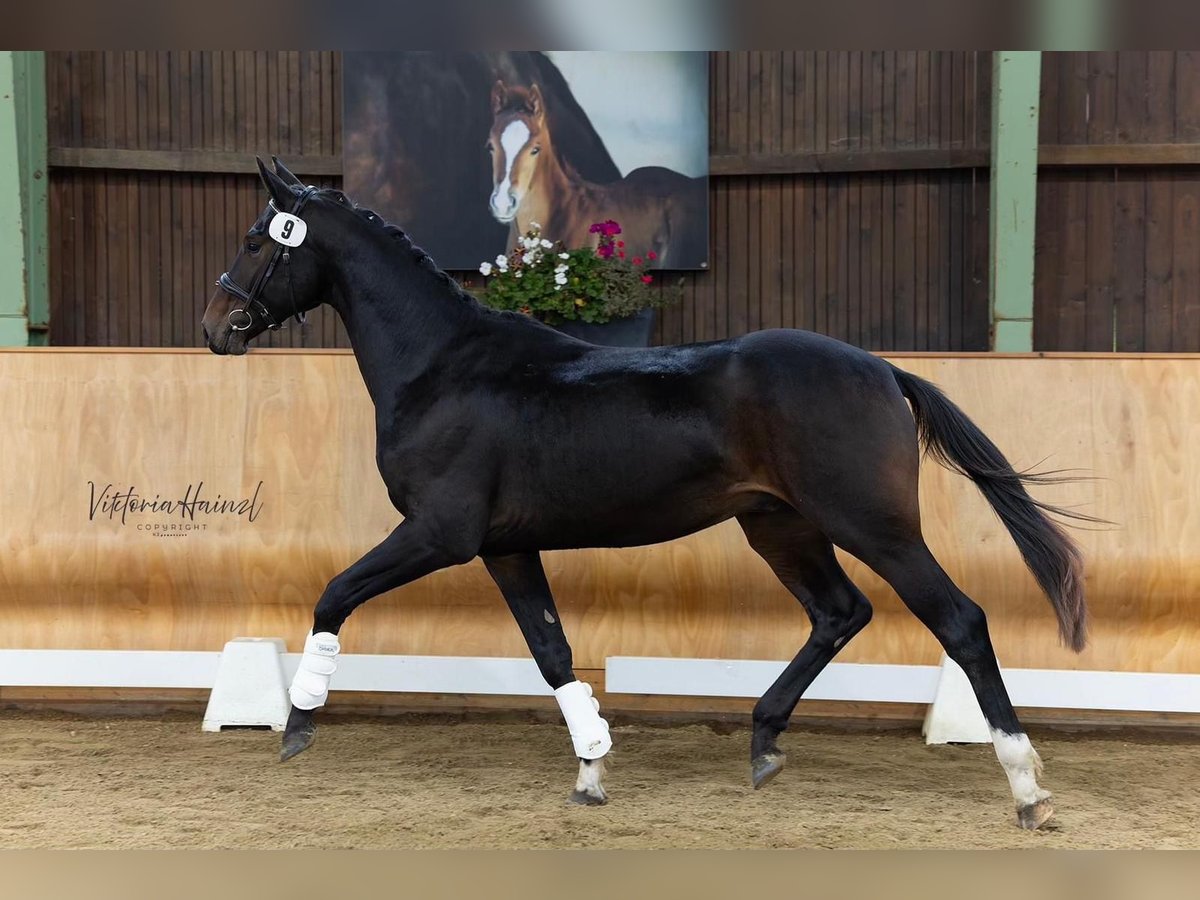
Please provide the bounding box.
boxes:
[202,157,338,355]
[486,80,550,224]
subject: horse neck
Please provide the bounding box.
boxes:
[324,227,480,409]
[517,141,579,235]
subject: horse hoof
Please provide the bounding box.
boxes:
[280,711,317,762]
[751,752,786,790]
[1016,797,1055,830]
[569,788,608,806]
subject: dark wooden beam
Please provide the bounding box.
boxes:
[709,148,990,176]
[47,147,343,176]
[1038,142,1200,166]
[47,142,1200,181]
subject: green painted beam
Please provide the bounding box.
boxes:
[13,52,47,345]
[988,51,1042,352]
[0,51,30,346]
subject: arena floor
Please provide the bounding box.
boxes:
[1,711,1196,849]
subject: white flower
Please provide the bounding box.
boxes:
[515,270,522,278]
[554,263,568,273]
[522,251,539,265]
[495,254,509,271]
[554,285,563,291]
[554,273,568,286]
[521,236,538,250]
[559,253,570,260]
[529,221,541,230]
[478,261,493,276]
[540,239,553,249]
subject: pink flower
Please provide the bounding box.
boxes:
[618,250,625,259]
[632,256,643,266]
[647,250,657,260]
[596,244,613,259]
[641,275,653,284]
[616,240,625,248]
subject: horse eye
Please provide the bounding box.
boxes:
[486,142,494,153]
[530,146,540,156]
[247,243,261,254]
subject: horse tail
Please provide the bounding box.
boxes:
[889,364,1089,652]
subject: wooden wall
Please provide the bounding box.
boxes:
[44,52,1200,353]
[1035,52,1200,351]
[44,51,993,352]
[3,349,1198,686]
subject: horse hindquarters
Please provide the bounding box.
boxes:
[740,339,1056,828]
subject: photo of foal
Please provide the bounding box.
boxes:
[487,81,707,268]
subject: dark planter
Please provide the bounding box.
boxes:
[551,308,656,348]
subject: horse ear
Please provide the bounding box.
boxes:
[490,79,508,115]
[256,156,292,208]
[528,83,545,122]
[272,156,303,187]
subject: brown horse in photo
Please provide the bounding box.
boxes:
[487,81,707,267]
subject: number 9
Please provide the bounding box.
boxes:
[281,219,294,240]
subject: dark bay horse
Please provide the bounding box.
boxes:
[202,158,1089,830]
[487,82,707,266]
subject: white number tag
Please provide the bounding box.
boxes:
[269,212,307,247]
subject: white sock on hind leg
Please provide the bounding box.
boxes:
[991,729,1050,807]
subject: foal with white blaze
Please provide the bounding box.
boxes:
[204,158,1091,829]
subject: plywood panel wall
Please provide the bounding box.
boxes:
[1,350,1198,677]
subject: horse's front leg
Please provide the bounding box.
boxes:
[483,552,612,805]
[281,519,477,761]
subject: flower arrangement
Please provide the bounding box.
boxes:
[474,220,680,325]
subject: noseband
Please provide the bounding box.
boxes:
[217,185,317,332]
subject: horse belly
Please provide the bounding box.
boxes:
[481,465,774,553]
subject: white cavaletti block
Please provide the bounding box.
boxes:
[202,637,290,732]
[922,653,993,745]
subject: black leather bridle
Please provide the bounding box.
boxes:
[217,185,317,332]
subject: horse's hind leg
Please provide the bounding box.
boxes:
[483,552,611,805]
[737,511,873,789]
[853,536,1054,829]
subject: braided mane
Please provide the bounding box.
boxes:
[325,189,476,304]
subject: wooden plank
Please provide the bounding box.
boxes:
[846,175,862,345]
[1038,144,1200,166]
[1171,171,1200,351]
[1084,171,1116,351]
[1143,172,1174,351]
[1116,52,1150,143]
[1145,52,1176,143]
[1055,172,1090,351]
[709,147,988,176]
[1176,51,1200,143]
[1087,52,1119,146]
[1113,172,1147,351]
[48,147,343,175]
[967,170,991,349]
[760,176,782,331]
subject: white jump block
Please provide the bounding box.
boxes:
[202,638,290,732]
[922,653,992,745]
